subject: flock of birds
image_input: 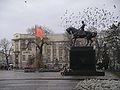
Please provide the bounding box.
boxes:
[60,4,119,31]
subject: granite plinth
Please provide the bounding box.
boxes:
[64,46,105,76]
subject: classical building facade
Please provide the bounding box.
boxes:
[43,34,69,69]
[12,33,36,68]
[12,33,69,69]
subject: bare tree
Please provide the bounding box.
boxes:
[0,38,12,69]
[104,22,120,70]
[26,25,51,70]
[26,27,35,35]
[26,37,48,69]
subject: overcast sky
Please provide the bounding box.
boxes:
[0,0,120,40]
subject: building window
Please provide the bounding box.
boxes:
[28,55,31,60]
[46,45,51,62]
[15,41,19,51]
[22,55,26,61]
[21,40,26,50]
[28,42,31,50]
[59,45,63,61]
[53,44,56,57]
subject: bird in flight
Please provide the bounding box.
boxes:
[25,0,27,3]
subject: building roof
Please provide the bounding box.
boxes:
[12,33,69,41]
[47,34,68,41]
[12,33,35,40]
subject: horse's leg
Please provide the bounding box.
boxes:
[86,38,89,46]
[70,37,75,47]
[90,39,93,46]
[70,38,74,46]
[72,38,76,47]
[73,38,75,47]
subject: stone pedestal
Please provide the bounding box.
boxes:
[64,47,105,76]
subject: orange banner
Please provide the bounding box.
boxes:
[35,25,44,39]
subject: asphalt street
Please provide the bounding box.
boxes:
[0,71,79,90]
[0,70,119,90]
[0,79,78,90]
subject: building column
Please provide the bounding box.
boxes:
[56,43,59,60]
[50,45,53,63]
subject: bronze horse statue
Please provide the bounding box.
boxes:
[66,27,97,46]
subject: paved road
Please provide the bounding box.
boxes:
[0,70,119,80]
[0,70,79,90]
[0,70,119,90]
[0,79,78,90]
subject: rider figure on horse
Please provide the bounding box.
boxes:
[78,21,86,35]
[81,21,86,31]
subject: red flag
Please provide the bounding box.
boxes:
[35,25,44,39]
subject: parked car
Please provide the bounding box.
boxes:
[24,64,35,72]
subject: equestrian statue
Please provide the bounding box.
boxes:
[66,21,97,46]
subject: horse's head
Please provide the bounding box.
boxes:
[66,27,71,34]
[66,27,77,35]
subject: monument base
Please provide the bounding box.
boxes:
[62,46,105,76]
[61,70,105,76]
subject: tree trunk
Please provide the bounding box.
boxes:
[6,55,9,69]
